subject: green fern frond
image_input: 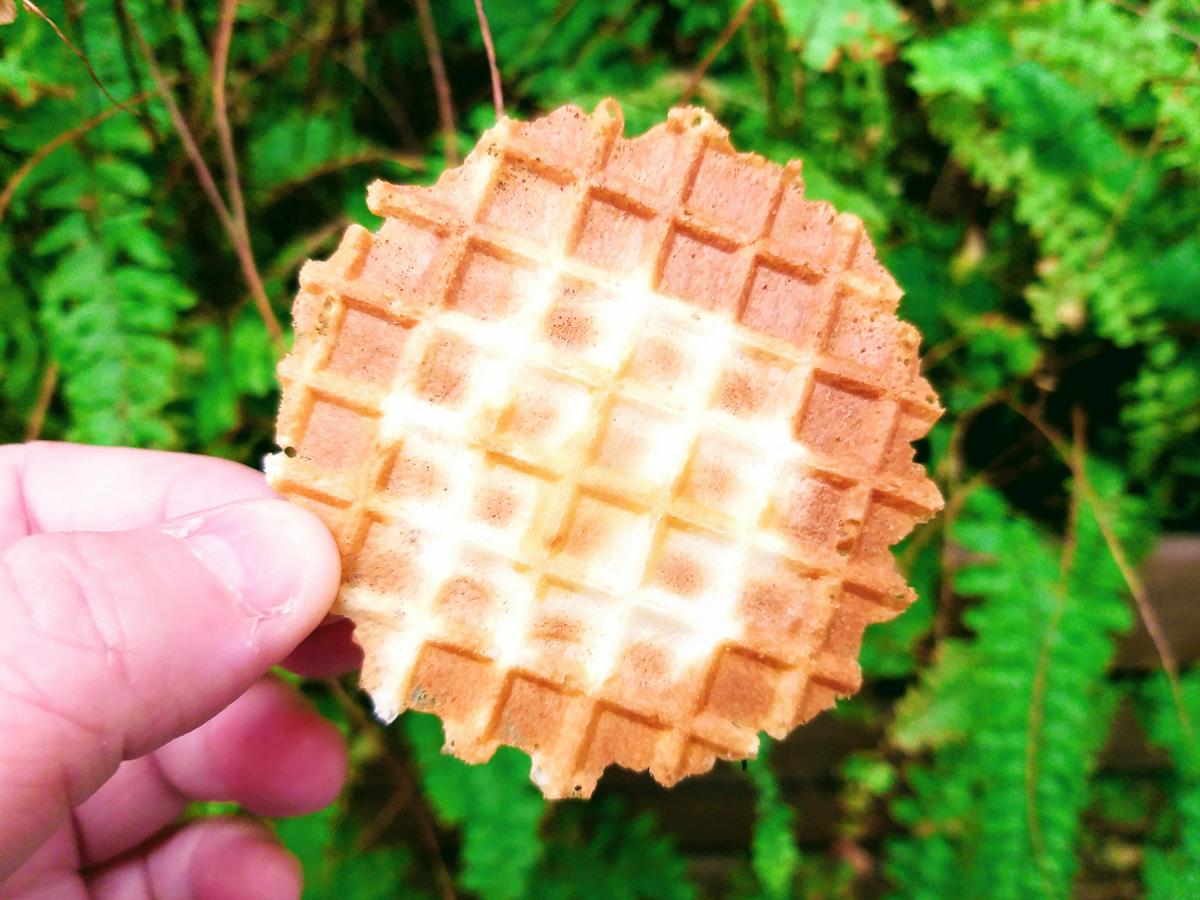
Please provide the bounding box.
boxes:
[404,712,545,900]
[905,13,1200,346]
[531,799,696,900]
[886,472,1146,898]
[1139,672,1200,899]
[741,737,801,900]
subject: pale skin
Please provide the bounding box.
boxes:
[0,442,365,899]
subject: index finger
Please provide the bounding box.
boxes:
[0,441,276,550]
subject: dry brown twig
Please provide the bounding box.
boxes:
[210,0,284,350]
[680,0,759,105]
[1105,0,1200,49]
[212,0,248,241]
[124,12,284,349]
[473,0,504,119]
[1008,400,1197,761]
[23,361,59,442]
[262,150,424,207]
[413,0,459,165]
[1024,406,1086,896]
[20,1,130,109]
[0,91,157,226]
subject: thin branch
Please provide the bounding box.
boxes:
[680,0,758,105]
[23,360,58,441]
[1105,0,1200,49]
[1008,400,1197,761]
[265,216,352,281]
[327,680,457,900]
[1025,407,1085,898]
[251,12,421,151]
[261,150,423,206]
[1089,119,1166,268]
[509,0,578,77]
[354,779,416,852]
[21,0,129,109]
[0,93,153,226]
[473,0,504,120]
[413,0,458,166]
[212,0,247,238]
[125,13,285,349]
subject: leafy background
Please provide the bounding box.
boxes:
[2,0,1199,896]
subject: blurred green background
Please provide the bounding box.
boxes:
[2,1,1199,897]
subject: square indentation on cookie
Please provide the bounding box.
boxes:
[826,296,917,379]
[740,260,830,347]
[295,398,377,472]
[643,521,739,608]
[494,368,595,470]
[581,706,667,777]
[404,329,507,428]
[358,217,446,307]
[590,399,691,496]
[541,278,632,373]
[656,225,744,315]
[572,190,654,273]
[851,492,923,567]
[772,466,858,560]
[622,313,719,408]
[676,431,775,528]
[324,304,412,386]
[795,375,894,470]
[432,550,534,653]
[523,578,620,688]
[406,643,500,720]
[344,517,427,599]
[491,674,576,756]
[768,194,853,273]
[701,646,782,727]
[713,344,799,421]
[480,158,571,246]
[735,557,836,664]
[603,129,691,197]
[468,461,550,554]
[551,493,654,593]
[685,145,779,238]
[446,241,538,320]
[378,437,452,505]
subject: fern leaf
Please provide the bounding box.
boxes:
[741,737,801,900]
[404,712,545,900]
[1139,673,1200,899]
[531,799,696,900]
[886,473,1145,898]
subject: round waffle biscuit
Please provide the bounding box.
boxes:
[267,100,943,798]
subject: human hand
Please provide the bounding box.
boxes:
[0,442,363,899]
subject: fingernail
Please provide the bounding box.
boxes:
[168,499,328,616]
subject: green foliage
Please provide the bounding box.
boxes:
[1139,673,1200,899]
[744,739,801,899]
[276,803,432,900]
[404,712,545,900]
[3,1,1198,897]
[887,472,1146,898]
[531,800,696,900]
[777,0,910,72]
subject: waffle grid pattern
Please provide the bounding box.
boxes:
[268,102,942,798]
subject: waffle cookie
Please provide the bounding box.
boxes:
[267,100,942,799]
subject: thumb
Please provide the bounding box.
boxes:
[0,498,340,873]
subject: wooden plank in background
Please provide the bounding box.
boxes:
[1116,534,1200,670]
